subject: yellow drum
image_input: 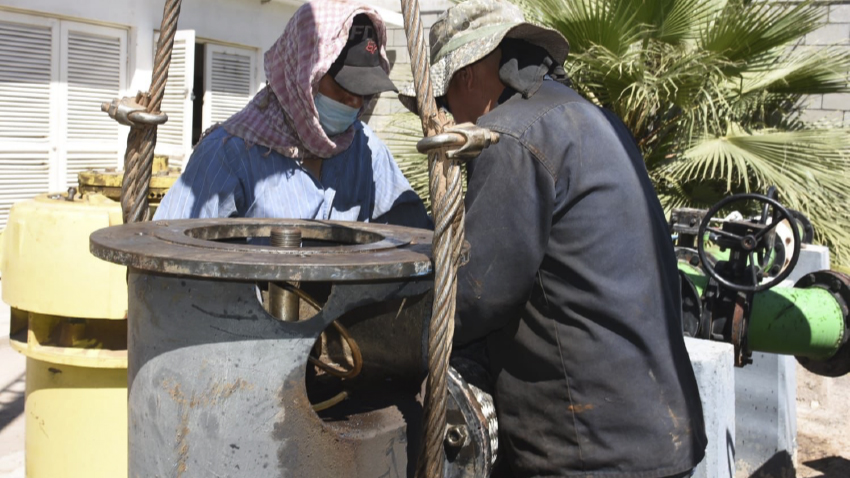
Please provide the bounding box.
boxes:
[1,163,178,478]
[2,191,127,478]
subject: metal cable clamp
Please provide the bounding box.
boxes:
[417,123,500,160]
[101,97,168,127]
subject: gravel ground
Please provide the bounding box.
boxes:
[795,365,850,478]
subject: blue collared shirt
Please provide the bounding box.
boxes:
[153,123,431,229]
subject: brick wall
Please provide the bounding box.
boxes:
[799,2,850,124]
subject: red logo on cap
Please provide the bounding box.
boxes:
[365,39,378,54]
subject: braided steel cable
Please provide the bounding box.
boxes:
[120,0,182,224]
[398,1,465,477]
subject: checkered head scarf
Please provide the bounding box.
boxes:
[222,0,391,159]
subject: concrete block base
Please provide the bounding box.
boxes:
[686,337,736,478]
[734,353,797,478]
[731,243,830,477]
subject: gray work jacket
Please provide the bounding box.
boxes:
[454,80,707,478]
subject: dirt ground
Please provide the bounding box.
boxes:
[795,364,850,477]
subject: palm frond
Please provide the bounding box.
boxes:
[535,0,644,55]
[650,0,723,44]
[737,47,850,96]
[383,113,433,210]
[700,0,824,64]
[665,125,846,190]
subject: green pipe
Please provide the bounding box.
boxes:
[676,261,846,360]
[678,262,707,297]
[704,243,729,263]
[748,287,845,360]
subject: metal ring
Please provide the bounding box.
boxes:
[127,110,168,126]
[417,132,467,154]
[90,218,433,281]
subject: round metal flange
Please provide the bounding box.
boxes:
[795,270,850,377]
[90,218,433,281]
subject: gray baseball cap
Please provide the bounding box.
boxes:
[399,0,569,114]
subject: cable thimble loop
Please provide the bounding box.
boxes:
[102,0,183,224]
[416,123,500,160]
[101,97,168,128]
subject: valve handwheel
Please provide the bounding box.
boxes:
[697,193,801,293]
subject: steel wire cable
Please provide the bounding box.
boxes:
[398,1,465,476]
[120,0,182,224]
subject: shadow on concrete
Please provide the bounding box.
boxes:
[0,372,25,433]
[803,456,850,478]
[727,430,736,478]
[747,451,795,478]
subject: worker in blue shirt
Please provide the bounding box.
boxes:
[155,1,430,229]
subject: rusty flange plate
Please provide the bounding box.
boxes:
[90,219,433,281]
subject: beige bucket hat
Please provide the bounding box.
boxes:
[399,0,569,114]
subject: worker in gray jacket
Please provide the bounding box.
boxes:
[401,1,706,476]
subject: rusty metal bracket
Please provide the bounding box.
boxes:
[101,97,168,127]
[416,123,500,161]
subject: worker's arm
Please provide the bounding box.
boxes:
[365,125,433,230]
[153,129,244,220]
[454,134,555,345]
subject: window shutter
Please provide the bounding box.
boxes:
[0,16,58,227]
[154,30,195,169]
[202,43,256,131]
[61,22,127,187]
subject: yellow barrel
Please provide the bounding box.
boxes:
[2,191,128,478]
[1,164,177,478]
[24,357,128,478]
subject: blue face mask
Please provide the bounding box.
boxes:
[315,92,360,136]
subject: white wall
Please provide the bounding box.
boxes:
[0,0,298,91]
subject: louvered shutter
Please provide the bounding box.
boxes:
[61,22,127,187]
[0,15,58,228]
[154,30,194,169]
[202,43,256,131]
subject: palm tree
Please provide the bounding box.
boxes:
[384,0,850,268]
[529,0,850,267]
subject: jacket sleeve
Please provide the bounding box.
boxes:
[454,134,556,345]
